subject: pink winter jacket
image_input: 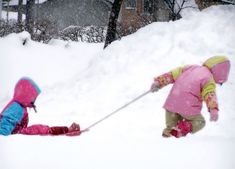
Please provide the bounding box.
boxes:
[163,65,215,116]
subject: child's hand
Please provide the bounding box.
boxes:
[210,109,219,121]
[150,81,160,92]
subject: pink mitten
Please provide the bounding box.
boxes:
[210,109,219,121]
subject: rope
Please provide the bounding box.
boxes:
[82,89,151,132]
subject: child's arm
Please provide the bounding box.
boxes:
[202,79,219,121]
[202,79,218,110]
[0,103,24,136]
[204,92,218,111]
[151,65,189,91]
[152,72,174,89]
[18,124,70,135]
[204,92,219,121]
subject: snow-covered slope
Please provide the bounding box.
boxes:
[0,5,235,169]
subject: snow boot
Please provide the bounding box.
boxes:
[170,120,192,138]
[162,132,172,138]
[66,122,81,136]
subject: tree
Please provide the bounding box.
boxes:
[163,0,182,21]
[2,0,10,23]
[0,0,2,20]
[17,0,24,31]
[104,0,123,49]
[26,0,35,35]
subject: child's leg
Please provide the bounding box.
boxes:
[184,114,206,134]
[170,114,206,138]
[162,110,182,137]
[49,126,69,135]
[19,124,51,135]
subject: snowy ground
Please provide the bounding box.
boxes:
[1,5,235,169]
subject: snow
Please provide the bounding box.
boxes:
[1,5,235,169]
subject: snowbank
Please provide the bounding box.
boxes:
[0,5,235,169]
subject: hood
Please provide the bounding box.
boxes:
[203,56,230,84]
[13,77,41,107]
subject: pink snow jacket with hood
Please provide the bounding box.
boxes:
[0,78,50,136]
[153,56,230,117]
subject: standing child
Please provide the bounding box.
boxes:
[150,56,230,138]
[0,77,81,136]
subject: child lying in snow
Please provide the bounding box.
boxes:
[0,77,81,136]
[150,56,230,138]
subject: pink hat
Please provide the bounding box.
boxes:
[203,56,230,84]
[13,77,41,107]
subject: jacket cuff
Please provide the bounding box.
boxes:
[154,72,174,88]
[205,92,219,111]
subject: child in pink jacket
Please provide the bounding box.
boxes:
[0,77,81,136]
[150,56,230,138]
